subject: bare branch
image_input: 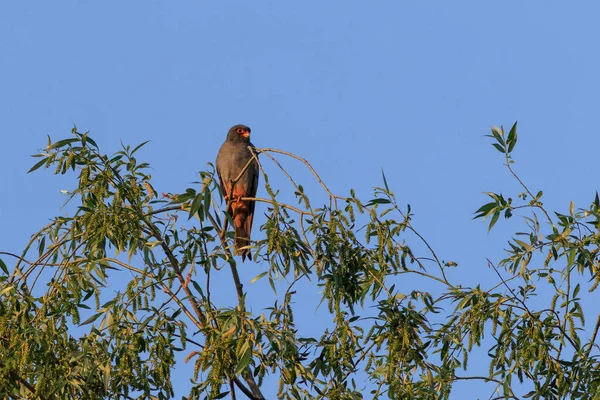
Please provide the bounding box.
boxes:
[258,147,342,207]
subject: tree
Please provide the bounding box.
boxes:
[1,123,600,399]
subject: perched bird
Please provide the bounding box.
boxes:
[216,124,259,261]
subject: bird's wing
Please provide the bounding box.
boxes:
[245,153,260,237]
[215,142,231,200]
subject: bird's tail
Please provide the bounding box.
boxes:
[231,202,252,261]
[234,226,251,261]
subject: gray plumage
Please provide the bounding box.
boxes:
[216,124,259,261]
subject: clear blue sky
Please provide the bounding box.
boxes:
[2,1,600,398]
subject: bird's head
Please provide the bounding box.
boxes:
[226,124,252,142]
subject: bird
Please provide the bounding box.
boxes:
[216,124,259,261]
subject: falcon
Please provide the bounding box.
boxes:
[216,124,259,261]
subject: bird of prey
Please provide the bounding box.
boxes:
[216,124,259,261]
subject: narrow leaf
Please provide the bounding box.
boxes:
[131,140,151,155]
[492,143,505,153]
[513,239,533,252]
[488,211,500,231]
[48,138,78,150]
[490,127,505,145]
[570,201,575,216]
[381,169,389,192]
[507,121,518,153]
[38,236,46,257]
[188,193,203,220]
[80,312,103,326]
[28,157,49,173]
[0,285,14,296]
[250,271,268,284]
[573,283,580,298]
[0,258,8,275]
[235,341,252,376]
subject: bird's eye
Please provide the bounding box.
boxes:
[236,128,244,134]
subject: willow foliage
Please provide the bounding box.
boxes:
[1,123,600,399]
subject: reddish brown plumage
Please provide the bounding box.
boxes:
[216,124,259,261]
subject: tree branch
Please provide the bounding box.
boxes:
[258,147,342,207]
[145,223,207,329]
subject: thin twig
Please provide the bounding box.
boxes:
[505,154,553,226]
[259,147,344,208]
[557,262,573,360]
[406,224,451,285]
[257,150,321,265]
[240,197,305,215]
[487,258,579,351]
[144,205,183,216]
[198,218,216,324]
[0,252,34,265]
[586,314,600,359]
[105,258,202,329]
[144,222,207,329]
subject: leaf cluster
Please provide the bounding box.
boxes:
[2,123,600,399]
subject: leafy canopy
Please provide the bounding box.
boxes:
[1,123,600,399]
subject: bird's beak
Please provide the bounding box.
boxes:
[241,131,250,138]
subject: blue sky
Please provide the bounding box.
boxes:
[2,1,600,398]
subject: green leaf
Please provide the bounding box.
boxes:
[488,211,500,231]
[381,169,389,192]
[473,202,496,219]
[250,271,268,284]
[490,126,505,145]
[172,189,196,204]
[84,134,98,148]
[202,187,211,221]
[28,157,49,173]
[192,280,204,296]
[567,248,577,268]
[188,193,203,220]
[492,143,505,153]
[367,198,391,206]
[80,312,103,326]
[513,239,533,252]
[48,138,78,150]
[38,236,46,257]
[0,258,8,275]
[235,341,252,376]
[131,140,151,155]
[455,296,471,310]
[507,121,518,153]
